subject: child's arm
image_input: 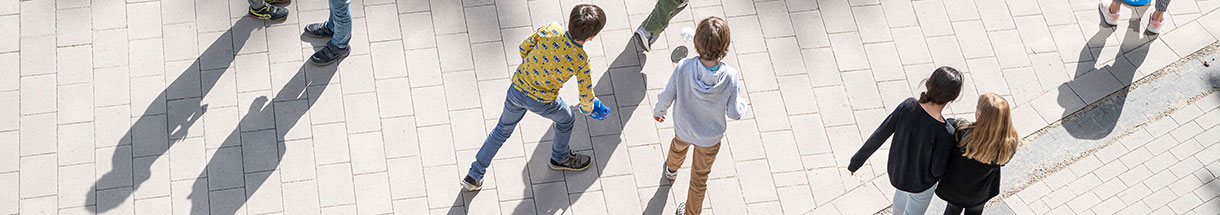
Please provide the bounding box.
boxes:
[725,77,749,120]
[653,67,679,120]
[575,62,597,114]
[847,105,902,172]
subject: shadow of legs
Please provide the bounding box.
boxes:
[1062,6,1152,140]
[89,18,266,213]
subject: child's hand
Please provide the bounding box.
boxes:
[654,116,665,122]
[589,98,611,120]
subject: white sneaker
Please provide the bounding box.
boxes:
[634,27,656,52]
[675,203,686,215]
[1099,2,1120,26]
[1146,15,1165,34]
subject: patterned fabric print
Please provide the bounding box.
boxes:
[511,22,597,113]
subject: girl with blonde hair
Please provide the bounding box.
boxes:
[936,93,1020,215]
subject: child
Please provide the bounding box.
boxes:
[936,93,1020,215]
[653,16,748,215]
[461,4,611,191]
[848,66,963,215]
[1100,0,1171,34]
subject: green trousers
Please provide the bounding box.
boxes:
[641,0,687,34]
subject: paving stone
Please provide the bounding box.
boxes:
[924,35,968,69]
[842,70,884,110]
[20,113,56,155]
[312,123,352,165]
[791,11,830,49]
[20,153,56,198]
[59,165,97,208]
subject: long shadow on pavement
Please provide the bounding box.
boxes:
[185,44,338,213]
[88,17,266,213]
[1062,6,1153,140]
[89,16,339,213]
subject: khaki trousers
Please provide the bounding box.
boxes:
[664,136,720,215]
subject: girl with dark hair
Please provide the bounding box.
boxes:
[848,66,964,215]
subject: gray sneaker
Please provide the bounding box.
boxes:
[676,202,686,215]
[548,152,592,171]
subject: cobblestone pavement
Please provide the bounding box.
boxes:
[2,0,1219,214]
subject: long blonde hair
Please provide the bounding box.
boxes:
[956,93,1019,165]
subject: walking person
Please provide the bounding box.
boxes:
[848,66,964,215]
[302,0,354,65]
[937,93,1021,215]
[461,4,612,191]
[248,0,290,21]
[1100,0,1172,34]
[634,0,689,51]
[653,16,748,215]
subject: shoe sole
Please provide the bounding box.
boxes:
[460,180,481,191]
[248,13,288,22]
[304,32,332,38]
[548,163,591,171]
[266,0,291,4]
[310,51,350,66]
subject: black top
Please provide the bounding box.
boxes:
[936,127,1006,207]
[848,98,956,193]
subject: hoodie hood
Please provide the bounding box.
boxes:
[687,57,734,99]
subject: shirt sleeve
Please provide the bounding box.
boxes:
[725,79,748,120]
[576,61,596,113]
[930,125,956,178]
[518,26,545,59]
[653,66,679,118]
[848,103,902,172]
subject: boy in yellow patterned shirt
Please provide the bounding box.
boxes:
[461,3,611,191]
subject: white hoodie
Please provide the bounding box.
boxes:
[653,57,750,147]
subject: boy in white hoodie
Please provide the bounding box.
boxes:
[652,16,749,215]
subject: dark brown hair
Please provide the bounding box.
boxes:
[694,16,731,61]
[568,4,606,41]
[918,66,963,105]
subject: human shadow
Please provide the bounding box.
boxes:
[1062,6,1154,140]
[507,38,649,214]
[641,178,674,214]
[88,17,267,213]
[186,45,339,214]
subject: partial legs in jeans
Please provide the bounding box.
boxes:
[891,184,937,215]
[943,203,984,215]
[326,0,353,49]
[641,0,688,34]
[664,136,720,215]
[468,87,575,180]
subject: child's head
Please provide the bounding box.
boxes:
[568,4,606,42]
[958,93,1019,164]
[918,66,964,105]
[694,17,731,61]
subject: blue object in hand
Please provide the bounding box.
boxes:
[589,99,611,121]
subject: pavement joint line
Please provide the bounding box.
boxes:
[988,41,1220,210]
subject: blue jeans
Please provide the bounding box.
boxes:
[467,86,575,180]
[893,184,937,215]
[325,0,352,49]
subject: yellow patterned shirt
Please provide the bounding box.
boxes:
[511,22,597,113]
